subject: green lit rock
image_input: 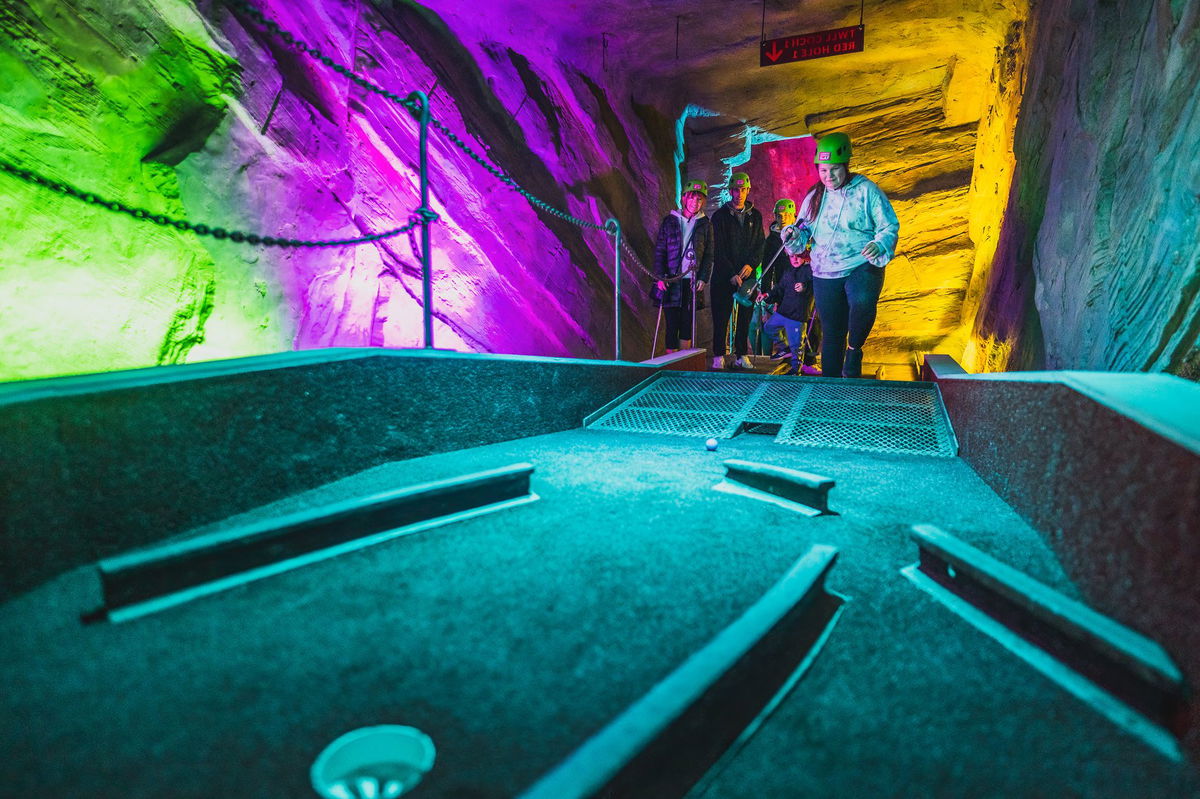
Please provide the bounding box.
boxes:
[0,0,270,380]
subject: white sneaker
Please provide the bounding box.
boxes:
[711,356,726,370]
[734,356,754,369]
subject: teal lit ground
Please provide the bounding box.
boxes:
[2,353,1198,798]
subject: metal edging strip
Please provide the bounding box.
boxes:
[582,372,667,427]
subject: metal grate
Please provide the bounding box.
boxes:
[744,381,810,421]
[586,372,957,457]
[630,391,748,414]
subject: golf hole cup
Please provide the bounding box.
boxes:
[311,725,436,799]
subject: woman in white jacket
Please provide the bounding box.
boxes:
[799,132,899,378]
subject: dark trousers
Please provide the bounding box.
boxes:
[762,295,820,370]
[662,281,695,349]
[710,284,752,357]
[804,312,822,366]
[813,264,885,378]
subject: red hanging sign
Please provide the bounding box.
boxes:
[760,25,865,66]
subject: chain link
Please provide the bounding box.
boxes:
[619,235,663,283]
[227,0,422,116]
[0,159,437,248]
[427,117,609,232]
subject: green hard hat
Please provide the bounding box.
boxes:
[774,198,796,214]
[814,132,852,164]
[730,172,751,190]
[681,179,708,197]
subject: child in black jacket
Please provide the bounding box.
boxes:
[759,251,821,375]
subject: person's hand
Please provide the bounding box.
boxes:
[695,281,706,292]
[656,280,667,292]
[731,274,742,288]
[794,282,805,293]
[862,242,883,259]
[739,265,754,279]
[756,292,767,303]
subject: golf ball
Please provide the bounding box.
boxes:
[705,438,718,451]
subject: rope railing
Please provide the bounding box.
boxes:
[1,0,664,359]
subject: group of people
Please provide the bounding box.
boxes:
[652,132,900,379]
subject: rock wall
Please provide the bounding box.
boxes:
[0,0,671,381]
[971,0,1200,377]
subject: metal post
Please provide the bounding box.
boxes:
[652,305,662,359]
[691,272,697,347]
[606,218,621,360]
[408,90,435,349]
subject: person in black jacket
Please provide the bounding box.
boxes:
[709,172,765,369]
[758,250,820,376]
[653,179,714,352]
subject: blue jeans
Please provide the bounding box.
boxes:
[813,264,885,378]
[762,312,805,370]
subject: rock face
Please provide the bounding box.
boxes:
[0,0,1196,381]
[971,0,1200,377]
[0,0,245,379]
[0,0,669,381]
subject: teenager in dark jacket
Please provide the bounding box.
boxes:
[709,172,765,369]
[759,251,820,375]
[653,179,714,352]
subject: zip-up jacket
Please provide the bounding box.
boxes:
[760,223,792,294]
[653,210,714,308]
[710,201,765,287]
[764,263,813,322]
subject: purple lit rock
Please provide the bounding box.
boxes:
[183,0,670,360]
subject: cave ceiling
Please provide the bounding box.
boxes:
[428,0,1026,139]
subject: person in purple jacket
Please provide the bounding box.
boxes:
[653,179,714,352]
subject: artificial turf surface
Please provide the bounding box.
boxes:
[2,427,1196,797]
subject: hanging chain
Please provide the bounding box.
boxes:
[0,158,436,247]
[228,0,612,234]
[228,0,661,284]
[619,236,667,283]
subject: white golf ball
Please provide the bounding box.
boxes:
[705,438,718,451]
